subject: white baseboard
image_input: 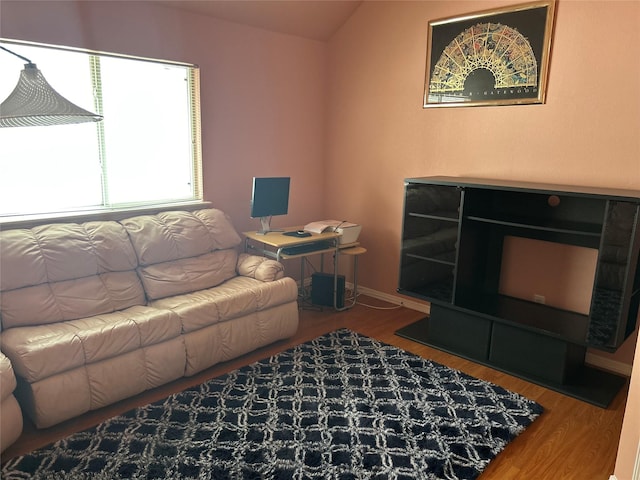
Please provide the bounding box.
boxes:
[355,286,632,377]
[356,286,430,314]
[299,280,431,314]
[586,352,632,377]
[609,475,618,480]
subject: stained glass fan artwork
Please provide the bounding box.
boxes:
[429,23,538,98]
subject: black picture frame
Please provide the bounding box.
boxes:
[424,0,556,108]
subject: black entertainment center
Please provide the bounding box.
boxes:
[396,176,640,407]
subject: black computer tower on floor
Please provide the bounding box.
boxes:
[311,272,345,308]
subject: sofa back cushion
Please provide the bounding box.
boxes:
[138,250,239,300]
[0,222,145,329]
[121,209,242,300]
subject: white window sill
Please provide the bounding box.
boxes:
[0,201,212,230]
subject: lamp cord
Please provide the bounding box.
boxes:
[0,45,34,65]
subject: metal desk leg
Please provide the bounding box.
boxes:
[335,246,367,311]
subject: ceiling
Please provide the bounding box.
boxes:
[157,1,363,42]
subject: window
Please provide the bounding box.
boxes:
[0,40,202,220]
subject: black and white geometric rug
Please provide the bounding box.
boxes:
[2,329,543,479]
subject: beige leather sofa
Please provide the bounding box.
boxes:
[0,352,23,452]
[0,208,299,429]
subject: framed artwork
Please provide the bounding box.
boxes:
[423,0,556,108]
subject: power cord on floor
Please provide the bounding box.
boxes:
[345,290,404,310]
[356,300,404,310]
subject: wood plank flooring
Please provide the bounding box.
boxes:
[1,296,629,479]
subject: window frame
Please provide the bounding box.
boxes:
[0,38,205,227]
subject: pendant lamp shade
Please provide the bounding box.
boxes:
[0,62,103,128]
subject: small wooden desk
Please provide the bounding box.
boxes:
[243,227,363,310]
[243,227,340,262]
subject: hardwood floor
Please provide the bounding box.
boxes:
[1,296,629,479]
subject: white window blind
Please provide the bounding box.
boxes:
[0,40,202,219]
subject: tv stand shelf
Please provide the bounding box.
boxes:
[465,215,602,238]
[397,176,640,407]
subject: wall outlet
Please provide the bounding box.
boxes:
[533,294,546,304]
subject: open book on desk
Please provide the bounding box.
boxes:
[303,220,361,244]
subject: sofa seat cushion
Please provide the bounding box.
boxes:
[1,305,181,383]
[150,276,298,334]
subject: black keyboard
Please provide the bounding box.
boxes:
[281,241,334,256]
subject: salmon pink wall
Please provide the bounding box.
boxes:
[0,0,327,235]
[325,0,640,358]
[499,237,598,314]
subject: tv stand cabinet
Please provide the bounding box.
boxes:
[396,176,640,407]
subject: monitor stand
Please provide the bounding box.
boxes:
[256,216,283,235]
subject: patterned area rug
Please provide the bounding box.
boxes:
[2,329,543,479]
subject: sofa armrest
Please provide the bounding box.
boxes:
[237,253,285,282]
[0,353,17,403]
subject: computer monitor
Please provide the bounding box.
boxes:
[250,176,290,234]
